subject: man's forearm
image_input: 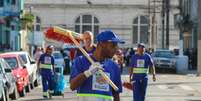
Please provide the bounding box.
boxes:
[70,73,87,91]
[37,62,40,71]
[152,66,156,75]
[128,68,133,82]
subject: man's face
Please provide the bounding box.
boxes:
[83,32,93,47]
[46,49,53,55]
[137,46,145,54]
[101,42,118,58]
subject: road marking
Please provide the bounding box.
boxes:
[178,85,194,91]
[160,75,168,78]
[157,85,168,90]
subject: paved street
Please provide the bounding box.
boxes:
[14,73,201,101]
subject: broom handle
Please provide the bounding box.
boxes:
[67,31,119,91]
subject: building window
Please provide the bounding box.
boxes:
[5,30,10,45]
[132,16,149,44]
[11,25,15,30]
[0,0,4,7]
[6,20,10,27]
[11,0,16,5]
[75,14,99,41]
[35,16,41,31]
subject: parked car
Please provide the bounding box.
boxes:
[0,79,7,101]
[0,58,18,100]
[0,53,30,97]
[152,50,177,72]
[7,51,38,88]
[53,51,65,69]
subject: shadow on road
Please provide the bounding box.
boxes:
[19,98,45,101]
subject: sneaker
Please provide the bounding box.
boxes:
[43,95,48,99]
[43,92,49,99]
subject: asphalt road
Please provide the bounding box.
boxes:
[14,73,201,101]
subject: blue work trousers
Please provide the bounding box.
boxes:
[40,69,54,92]
[133,78,148,101]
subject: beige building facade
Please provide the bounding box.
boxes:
[25,0,180,49]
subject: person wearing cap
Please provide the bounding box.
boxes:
[75,31,96,57]
[38,45,55,99]
[129,43,156,101]
[70,30,124,101]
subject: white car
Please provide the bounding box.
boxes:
[4,51,38,88]
[152,50,177,73]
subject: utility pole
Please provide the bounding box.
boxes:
[161,0,165,49]
[152,0,156,50]
[147,0,161,50]
[165,0,170,49]
[148,0,152,48]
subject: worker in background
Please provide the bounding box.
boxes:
[129,43,156,101]
[38,45,55,99]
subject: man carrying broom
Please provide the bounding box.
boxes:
[70,30,124,101]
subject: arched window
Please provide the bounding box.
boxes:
[132,16,149,44]
[35,16,41,31]
[75,14,99,40]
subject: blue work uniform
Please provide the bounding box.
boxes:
[75,45,96,58]
[39,53,55,96]
[129,53,153,101]
[70,55,122,101]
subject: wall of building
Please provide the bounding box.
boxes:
[197,0,201,75]
[25,0,180,49]
[0,0,23,51]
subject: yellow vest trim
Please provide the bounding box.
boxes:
[40,64,52,69]
[77,93,113,100]
[133,68,148,74]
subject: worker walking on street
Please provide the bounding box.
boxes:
[38,45,55,99]
[129,43,156,101]
[70,30,124,101]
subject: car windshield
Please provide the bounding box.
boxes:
[152,51,175,58]
[20,54,27,64]
[53,52,63,59]
[3,57,18,69]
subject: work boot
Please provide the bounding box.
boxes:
[49,90,54,99]
[43,92,49,99]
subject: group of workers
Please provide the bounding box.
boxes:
[36,30,156,101]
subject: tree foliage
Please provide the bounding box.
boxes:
[20,12,35,31]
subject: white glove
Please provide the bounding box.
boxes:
[84,62,104,78]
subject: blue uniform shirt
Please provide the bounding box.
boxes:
[70,55,122,100]
[39,53,54,65]
[75,45,96,57]
[39,53,54,70]
[129,53,153,80]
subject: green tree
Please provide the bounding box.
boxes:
[20,12,35,31]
